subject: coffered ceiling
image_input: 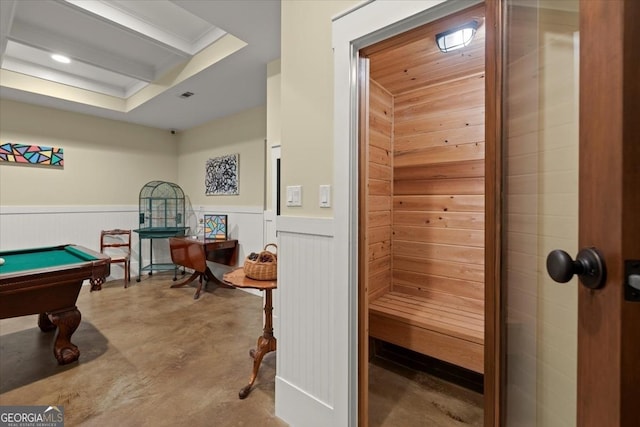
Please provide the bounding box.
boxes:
[0,0,281,131]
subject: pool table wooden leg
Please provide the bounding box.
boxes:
[90,277,105,291]
[39,308,82,365]
[37,312,56,332]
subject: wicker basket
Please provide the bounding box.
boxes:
[244,243,277,281]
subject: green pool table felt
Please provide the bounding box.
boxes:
[0,246,98,275]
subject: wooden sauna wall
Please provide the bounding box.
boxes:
[367,80,394,302]
[392,73,486,307]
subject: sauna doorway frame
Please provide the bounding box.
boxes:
[331,0,499,425]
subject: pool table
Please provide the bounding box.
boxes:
[0,244,110,364]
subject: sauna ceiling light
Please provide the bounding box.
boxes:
[435,21,479,53]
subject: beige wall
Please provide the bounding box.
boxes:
[176,105,266,208]
[280,0,360,217]
[266,59,281,212]
[0,99,177,205]
[267,59,282,149]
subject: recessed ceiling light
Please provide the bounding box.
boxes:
[51,54,71,64]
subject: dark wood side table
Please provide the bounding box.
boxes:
[169,237,238,299]
[222,268,277,399]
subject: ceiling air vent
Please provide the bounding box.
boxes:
[179,91,195,99]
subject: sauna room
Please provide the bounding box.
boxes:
[359,2,486,421]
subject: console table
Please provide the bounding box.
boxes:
[169,237,239,299]
[222,268,277,399]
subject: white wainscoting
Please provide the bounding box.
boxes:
[0,205,139,281]
[0,205,265,291]
[275,216,335,427]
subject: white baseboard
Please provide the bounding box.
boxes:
[275,377,334,427]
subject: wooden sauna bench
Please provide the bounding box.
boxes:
[369,289,484,374]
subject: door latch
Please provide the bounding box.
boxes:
[624,260,640,302]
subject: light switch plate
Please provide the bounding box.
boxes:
[319,185,331,208]
[286,185,302,207]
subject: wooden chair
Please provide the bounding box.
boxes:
[100,229,131,287]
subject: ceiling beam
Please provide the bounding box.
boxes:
[0,0,18,58]
[8,21,157,82]
[61,0,202,57]
[2,57,127,98]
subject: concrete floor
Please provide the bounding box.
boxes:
[369,358,483,426]
[1,272,482,426]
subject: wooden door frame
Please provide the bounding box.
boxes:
[488,0,640,425]
[578,0,639,425]
[357,56,370,427]
[483,0,501,425]
[355,1,498,425]
[336,0,638,425]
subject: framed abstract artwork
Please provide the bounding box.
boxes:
[203,214,228,240]
[0,142,64,167]
[205,153,239,195]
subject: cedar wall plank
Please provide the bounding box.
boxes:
[395,124,484,151]
[367,79,393,302]
[394,211,484,230]
[393,226,484,248]
[393,255,484,283]
[369,162,392,181]
[394,74,485,114]
[394,81,485,122]
[394,143,485,168]
[370,130,392,150]
[391,53,485,308]
[394,159,484,180]
[369,211,391,228]
[394,107,485,138]
[394,195,485,212]
[369,269,392,301]
[394,177,485,195]
[369,226,392,244]
[370,145,391,166]
[369,179,392,196]
[369,240,391,262]
[369,195,391,212]
[370,114,392,138]
[370,255,392,276]
[393,240,484,265]
[393,269,484,301]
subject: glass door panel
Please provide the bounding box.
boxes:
[503,1,579,426]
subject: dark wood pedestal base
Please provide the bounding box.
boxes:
[222,268,277,399]
[239,289,277,399]
[169,238,238,299]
